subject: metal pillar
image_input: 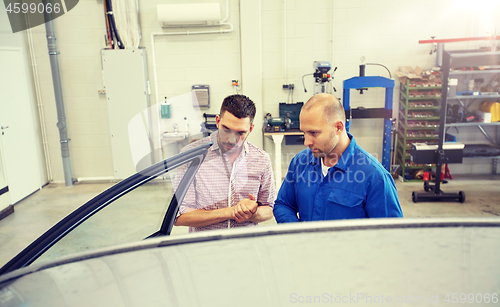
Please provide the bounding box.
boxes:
[494,125,500,175]
[436,43,444,67]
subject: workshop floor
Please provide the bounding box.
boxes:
[0,175,499,268]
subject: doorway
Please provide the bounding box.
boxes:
[0,48,42,204]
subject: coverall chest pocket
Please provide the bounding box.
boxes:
[325,191,366,219]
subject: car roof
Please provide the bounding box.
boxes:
[1,218,499,307]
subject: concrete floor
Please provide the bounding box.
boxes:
[0,175,499,268]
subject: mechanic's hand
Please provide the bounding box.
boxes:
[240,193,258,213]
[233,194,258,223]
[233,203,253,223]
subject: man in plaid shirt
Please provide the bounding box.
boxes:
[175,95,276,232]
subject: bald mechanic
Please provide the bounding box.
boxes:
[273,93,403,223]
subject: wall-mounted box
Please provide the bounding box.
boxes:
[192,85,210,108]
[157,3,221,27]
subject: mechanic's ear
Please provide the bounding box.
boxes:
[249,123,254,133]
[335,120,344,133]
[215,115,221,129]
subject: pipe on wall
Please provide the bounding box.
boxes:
[44,19,74,187]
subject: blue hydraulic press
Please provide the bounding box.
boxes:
[342,64,395,172]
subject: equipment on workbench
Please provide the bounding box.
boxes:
[263,113,289,132]
[263,102,304,132]
[302,61,337,94]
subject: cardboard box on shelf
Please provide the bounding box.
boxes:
[396,66,423,85]
[473,110,492,123]
[397,66,442,87]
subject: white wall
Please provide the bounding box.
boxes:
[9,0,500,182]
[240,0,263,147]
[28,0,113,181]
[27,0,243,182]
[261,0,500,176]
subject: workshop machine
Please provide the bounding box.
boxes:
[302,61,337,94]
[265,61,338,133]
[342,58,395,172]
[263,102,303,133]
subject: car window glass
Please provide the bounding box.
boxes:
[33,163,190,265]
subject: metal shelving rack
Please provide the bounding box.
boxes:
[412,49,500,202]
[445,59,500,175]
[397,80,441,181]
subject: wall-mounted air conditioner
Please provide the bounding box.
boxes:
[157,3,221,28]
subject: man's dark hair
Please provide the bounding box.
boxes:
[220,94,256,123]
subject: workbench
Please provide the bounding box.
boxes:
[264,130,304,189]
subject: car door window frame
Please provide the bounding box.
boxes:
[0,142,212,276]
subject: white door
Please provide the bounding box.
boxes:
[0,48,41,204]
[0,148,10,211]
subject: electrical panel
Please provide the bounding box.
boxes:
[102,49,151,179]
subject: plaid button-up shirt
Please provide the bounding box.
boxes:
[176,131,275,232]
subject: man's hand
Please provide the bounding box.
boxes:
[232,193,258,223]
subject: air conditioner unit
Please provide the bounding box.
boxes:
[157,3,221,28]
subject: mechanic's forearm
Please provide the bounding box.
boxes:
[248,206,273,223]
[273,204,300,223]
[175,208,232,227]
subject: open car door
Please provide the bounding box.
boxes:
[0,142,212,276]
